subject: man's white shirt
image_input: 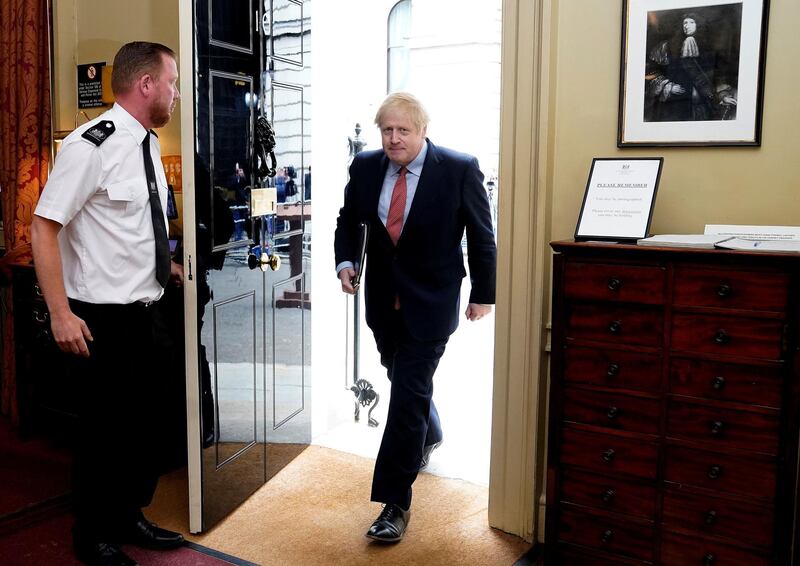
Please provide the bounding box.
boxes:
[35,103,169,304]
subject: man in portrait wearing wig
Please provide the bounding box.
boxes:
[644,11,738,122]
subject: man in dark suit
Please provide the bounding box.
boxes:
[334,92,496,542]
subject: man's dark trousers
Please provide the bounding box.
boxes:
[69,299,165,540]
[370,309,448,510]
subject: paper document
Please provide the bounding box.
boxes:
[715,238,800,253]
[704,225,800,240]
[637,234,733,248]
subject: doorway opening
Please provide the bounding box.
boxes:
[311,0,502,487]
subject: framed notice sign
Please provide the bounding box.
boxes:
[574,157,663,241]
[77,62,106,109]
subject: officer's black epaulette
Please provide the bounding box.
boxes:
[81,121,116,146]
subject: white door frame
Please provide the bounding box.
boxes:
[178,0,556,540]
[488,0,554,542]
[177,0,202,534]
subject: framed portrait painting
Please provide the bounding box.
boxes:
[618,0,770,147]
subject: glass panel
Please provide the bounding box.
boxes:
[270,83,304,210]
[271,276,305,428]
[269,0,304,66]
[210,0,253,53]
[210,73,253,245]
[388,0,411,92]
[212,292,257,465]
[200,251,266,528]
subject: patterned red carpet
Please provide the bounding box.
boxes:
[0,418,71,517]
[0,417,252,565]
[0,509,255,565]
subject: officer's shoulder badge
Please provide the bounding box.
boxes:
[81,121,116,146]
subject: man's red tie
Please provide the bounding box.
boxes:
[386,166,407,246]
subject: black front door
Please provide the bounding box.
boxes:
[188,0,311,532]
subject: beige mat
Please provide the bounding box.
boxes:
[145,445,529,566]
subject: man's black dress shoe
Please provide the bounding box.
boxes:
[122,519,184,550]
[366,504,410,542]
[420,440,443,470]
[74,541,138,566]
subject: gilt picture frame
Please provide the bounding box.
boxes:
[618,0,769,147]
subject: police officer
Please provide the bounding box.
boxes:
[32,41,184,566]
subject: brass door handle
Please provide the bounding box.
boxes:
[247,250,281,272]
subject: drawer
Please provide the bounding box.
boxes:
[669,358,783,408]
[664,445,776,500]
[568,305,662,347]
[565,262,666,304]
[564,346,662,392]
[661,531,770,566]
[559,508,655,562]
[671,314,784,360]
[674,265,789,312]
[560,467,657,519]
[563,387,660,434]
[662,491,774,548]
[667,400,780,455]
[561,428,659,480]
[556,543,651,565]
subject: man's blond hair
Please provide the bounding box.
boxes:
[374,92,430,132]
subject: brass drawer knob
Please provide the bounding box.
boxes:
[608,320,622,334]
[606,363,620,377]
[710,421,725,436]
[717,283,732,298]
[607,277,623,291]
[713,329,730,345]
[601,448,616,463]
[704,553,716,566]
[705,510,718,525]
[601,488,616,503]
[711,376,726,390]
[707,465,723,480]
[600,529,614,544]
[606,406,620,420]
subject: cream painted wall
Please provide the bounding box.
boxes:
[53,0,181,155]
[549,1,800,241]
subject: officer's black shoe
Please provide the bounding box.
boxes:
[366,503,410,542]
[74,540,138,566]
[122,519,184,550]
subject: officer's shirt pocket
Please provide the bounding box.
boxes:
[104,179,149,212]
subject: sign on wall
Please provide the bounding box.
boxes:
[77,62,106,109]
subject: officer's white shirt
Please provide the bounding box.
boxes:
[35,103,169,304]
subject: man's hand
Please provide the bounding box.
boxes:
[338,267,357,295]
[50,310,93,357]
[170,260,185,287]
[465,303,492,321]
[671,83,686,95]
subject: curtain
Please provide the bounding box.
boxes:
[0,0,52,424]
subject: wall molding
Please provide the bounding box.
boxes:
[488,0,554,542]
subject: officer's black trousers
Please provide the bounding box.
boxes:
[68,299,166,540]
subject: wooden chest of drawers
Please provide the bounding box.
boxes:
[546,241,800,565]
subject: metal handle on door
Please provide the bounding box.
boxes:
[247,249,281,272]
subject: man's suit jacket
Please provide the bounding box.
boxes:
[335,140,496,342]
